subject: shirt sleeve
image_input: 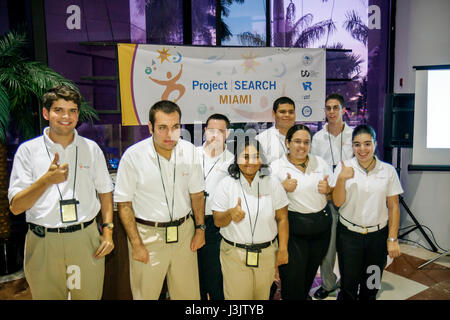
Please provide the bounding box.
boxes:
[92,144,113,194]
[113,151,137,202]
[188,144,205,194]
[210,178,230,212]
[8,144,34,202]
[387,165,404,196]
[270,177,289,210]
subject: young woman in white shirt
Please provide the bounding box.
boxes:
[211,137,289,300]
[271,124,333,300]
[330,124,403,300]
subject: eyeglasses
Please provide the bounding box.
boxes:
[325,106,341,112]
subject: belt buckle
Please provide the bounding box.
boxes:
[361,226,368,235]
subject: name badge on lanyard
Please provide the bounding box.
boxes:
[166,222,178,243]
[246,247,261,268]
[60,199,79,223]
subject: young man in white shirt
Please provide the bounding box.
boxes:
[8,85,114,300]
[196,113,234,300]
[114,100,206,300]
[310,93,353,299]
[255,97,296,165]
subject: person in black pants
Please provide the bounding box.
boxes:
[330,125,403,300]
[270,124,333,300]
[196,114,234,300]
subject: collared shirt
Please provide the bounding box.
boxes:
[196,144,234,216]
[211,174,289,244]
[271,154,331,213]
[114,137,204,222]
[255,126,287,165]
[329,157,404,227]
[8,127,113,228]
[310,123,353,170]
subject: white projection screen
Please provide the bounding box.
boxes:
[412,65,450,169]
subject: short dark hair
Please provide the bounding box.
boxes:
[352,124,377,142]
[228,136,270,179]
[42,85,81,110]
[325,93,345,107]
[206,113,231,129]
[149,100,182,127]
[286,124,312,143]
[273,96,295,112]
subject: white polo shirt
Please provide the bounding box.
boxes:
[310,123,353,170]
[114,137,204,222]
[255,126,287,165]
[329,157,404,227]
[196,145,234,216]
[211,174,289,244]
[8,128,113,228]
[271,154,331,214]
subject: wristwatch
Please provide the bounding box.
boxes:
[387,237,398,242]
[195,224,206,231]
[102,222,114,230]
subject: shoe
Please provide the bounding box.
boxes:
[313,286,332,300]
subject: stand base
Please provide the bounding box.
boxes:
[418,251,450,269]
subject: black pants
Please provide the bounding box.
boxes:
[197,215,224,300]
[279,207,332,300]
[336,221,388,300]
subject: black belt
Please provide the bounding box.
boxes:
[28,219,95,237]
[223,237,277,250]
[135,213,191,228]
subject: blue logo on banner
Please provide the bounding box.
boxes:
[302,54,313,66]
[302,106,312,117]
[302,82,312,91]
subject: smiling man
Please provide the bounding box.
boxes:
[255,97,296,165]
[114,100,205,300]
[8,85,114,300]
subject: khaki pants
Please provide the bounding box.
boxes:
[129,216,200,300]
[24,221,105,300]
[220,239,277,300]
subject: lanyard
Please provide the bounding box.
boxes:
[156,150,176,222]
[328,124,344,172]
[239,179,260,245]
[202,150,224,181]
[44,138,78,200]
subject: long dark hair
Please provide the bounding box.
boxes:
[228,136,270,180]
[285,124,312,144]
[352,124,376,142]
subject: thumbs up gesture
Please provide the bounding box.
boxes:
[282,172,298,193]
[229,197,246,223]
[318,174,330,194]
[46,152,69,184]
[339,160,354,181]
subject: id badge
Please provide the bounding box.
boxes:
[166,224,178,243]
[60,199,79,223]
[246,248,260,268]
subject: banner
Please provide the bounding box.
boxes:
[118,44,326,125]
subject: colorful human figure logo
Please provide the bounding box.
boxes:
[149,64,186,103]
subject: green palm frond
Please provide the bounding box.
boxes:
[0,84,10,143]
[0,29,98,143]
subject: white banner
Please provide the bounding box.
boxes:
[118,44,326,125]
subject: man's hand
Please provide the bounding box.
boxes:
[46,152,69,184]
[131,242,150,264]
[190,229,206,252]
[94,228,114,259]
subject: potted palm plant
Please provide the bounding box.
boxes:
[0,28,97,275]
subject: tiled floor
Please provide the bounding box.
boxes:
[0,243,449,300]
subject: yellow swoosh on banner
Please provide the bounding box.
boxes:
[118,43,140,126]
